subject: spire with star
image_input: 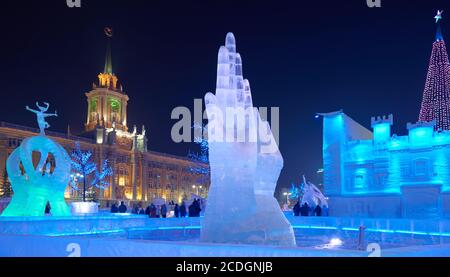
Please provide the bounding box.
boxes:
[418,10,450,130]
[436,10,444,41]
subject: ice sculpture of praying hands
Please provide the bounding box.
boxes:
[26,102,58,135]
[200,33,296,246]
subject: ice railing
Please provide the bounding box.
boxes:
[1,214,450,238]
[0,215,202,236]
[287,216,450,236]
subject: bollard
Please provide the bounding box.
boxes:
[358,225,366,250]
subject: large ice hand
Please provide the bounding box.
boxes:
[201,32,295,246]
[204,33,258,173]
[255,112,283,192]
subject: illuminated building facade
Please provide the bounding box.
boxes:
[322,20,450,218]
[322,112,450,218]
[0,35,209,206]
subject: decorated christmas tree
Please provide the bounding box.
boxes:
[419,10,450,130]
[187,123,210,187]
[70,142,113,202]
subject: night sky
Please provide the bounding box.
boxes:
[0,0,449,195]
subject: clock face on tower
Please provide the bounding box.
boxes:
[110,98,121,113]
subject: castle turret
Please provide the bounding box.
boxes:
[371,114,393,147]
[407,121,436,148]
[320,110,373,196]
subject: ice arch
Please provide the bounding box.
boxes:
[1,135,71,216]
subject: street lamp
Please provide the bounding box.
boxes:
[283,192,291,205]
[157,175,161,198]
[70,173,85,200]
[192,185,203,196]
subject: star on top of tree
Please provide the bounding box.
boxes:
[435,10,444,23]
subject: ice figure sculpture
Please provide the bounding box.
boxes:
[301,176,328,208]
[26,102,58,135]
[200,33,295,246]
[1,103,71,216]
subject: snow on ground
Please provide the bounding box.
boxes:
[0,214,449,257]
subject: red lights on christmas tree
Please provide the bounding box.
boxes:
[418,10,450,131]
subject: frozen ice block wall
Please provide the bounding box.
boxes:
[200,33,295,246]
[322,111,373,196]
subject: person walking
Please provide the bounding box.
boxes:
[314,204,322,216]
[301,203,309,216]
[293,201,300,216]
[161,204,168,218]
[145,204,151,215]
[118,201,127,213]
[174,203,180,218]
[149,204,157,218]
[110,203,119,213]
[180,201,187,217]
[44,201,51,215]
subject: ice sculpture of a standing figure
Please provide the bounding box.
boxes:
[1,102,70,217]
[200,33,296,246]
[26,102,58,135]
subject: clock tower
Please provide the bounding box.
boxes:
[85,29,129,133]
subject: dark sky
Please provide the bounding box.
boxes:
[0,0,449,194]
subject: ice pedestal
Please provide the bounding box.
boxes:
[71,202,99,215]
[200,33,295,246]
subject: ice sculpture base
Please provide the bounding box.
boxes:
[71,202,99,215]
[201,194,296,246]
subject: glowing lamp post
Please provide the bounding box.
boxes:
[70,173,84,199]
[192,185,202,196]
[69,172,98,215]
[283,192,292,205]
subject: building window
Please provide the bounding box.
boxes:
[355,175,364,189]
[116,166,129,187]
[353,170,369,190]
[414,158,429,177]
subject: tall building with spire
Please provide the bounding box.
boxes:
[86,28,128,133]
[418,10,450,130]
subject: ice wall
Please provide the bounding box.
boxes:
[322,111,373,196]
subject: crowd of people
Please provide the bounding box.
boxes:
[110,201,128,213]
[293,201,329,217]
[110,199,203,218]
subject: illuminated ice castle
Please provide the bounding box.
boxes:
[322,12,450,219]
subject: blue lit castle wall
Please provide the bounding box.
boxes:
[322,111,450,218]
